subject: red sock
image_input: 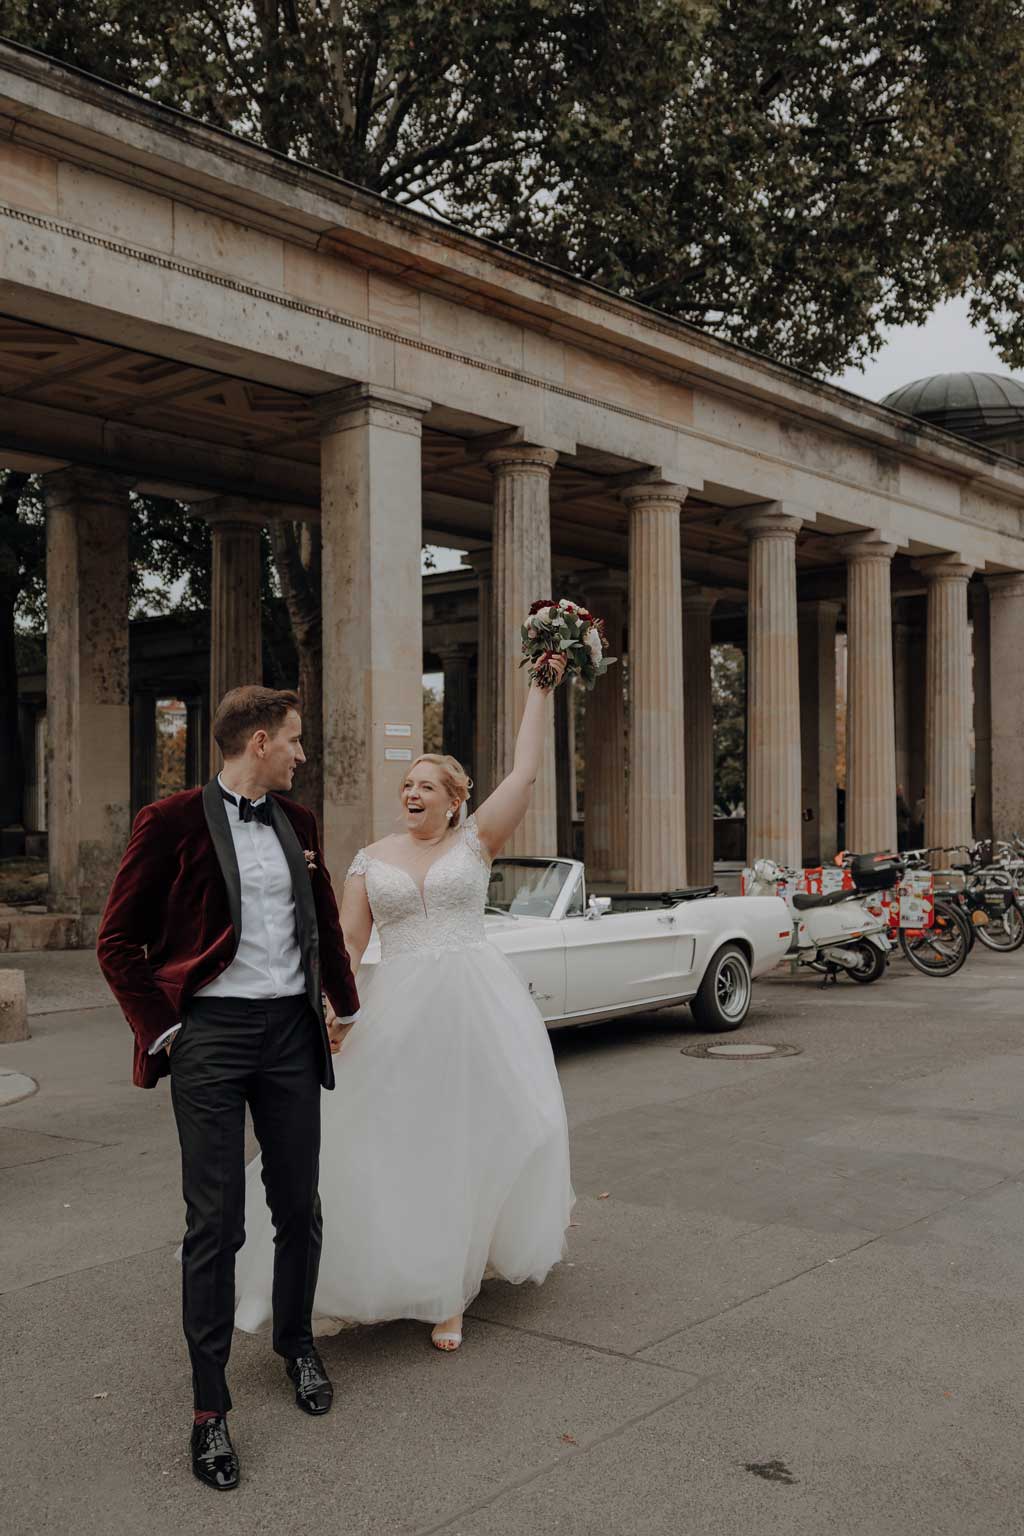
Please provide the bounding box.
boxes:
[193,1409,221,1425]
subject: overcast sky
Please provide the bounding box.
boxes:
[827,296,1013,403]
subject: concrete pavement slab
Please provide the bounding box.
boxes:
[2,1245,697,1536]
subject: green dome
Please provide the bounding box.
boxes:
[881,372,1024,443]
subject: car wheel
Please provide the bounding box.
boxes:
[690,943,752,1032]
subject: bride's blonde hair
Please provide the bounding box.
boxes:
[406,753,473,813]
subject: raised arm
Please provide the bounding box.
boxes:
[474,655,567,857]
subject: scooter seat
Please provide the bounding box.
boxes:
[792,888,858,911]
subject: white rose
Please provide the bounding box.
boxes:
[558,598,576,611]
[534,605,552,623]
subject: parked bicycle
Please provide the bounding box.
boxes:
[836,849,972,979]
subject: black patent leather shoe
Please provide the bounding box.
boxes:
[286,1349,334,1415]
[190,1416,239,1491]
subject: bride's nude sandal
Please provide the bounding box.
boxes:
[431,1325,463,1352]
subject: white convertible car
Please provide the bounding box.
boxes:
[361,856,791,1032]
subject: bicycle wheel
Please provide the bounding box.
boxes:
[897,899,971,977]
[975,900,1024,952]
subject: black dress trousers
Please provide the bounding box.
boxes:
[169,994,322,1413]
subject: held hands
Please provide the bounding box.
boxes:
[325,1002,355,1055]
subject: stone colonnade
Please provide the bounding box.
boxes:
[35,411,1024,924]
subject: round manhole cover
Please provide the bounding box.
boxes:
[681,1041,801,1061]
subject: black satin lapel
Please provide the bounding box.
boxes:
[202,779,242,946]
[269,798,316,956]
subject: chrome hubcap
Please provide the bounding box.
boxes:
[716,956,750,1019]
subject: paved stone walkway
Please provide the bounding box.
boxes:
[2,946,1023,1534]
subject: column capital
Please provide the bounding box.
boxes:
[798,596,842,621]
[435,641,475,664]
[580,567,628,601]
[315,384,431,436]
[41,465,133,511]
[985,570,1024,601]
[741,504,803,540]
[482,443,559,476]
[681,585,719,616]
[839,530,898,563]
[620,479,688,512]
[195,495,273,529]
[915,553,975,583]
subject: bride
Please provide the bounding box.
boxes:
[234,654,574,1350]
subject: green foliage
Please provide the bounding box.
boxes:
[4,1,1024,372]
[423,682,443,753]
[711,643,745,815]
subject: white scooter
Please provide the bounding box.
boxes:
[747,858,890,984]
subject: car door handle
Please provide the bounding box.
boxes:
[528,982,553,1001]
[657,914,676,926]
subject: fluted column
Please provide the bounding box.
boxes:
[918,555,975,859]
[438,643,475,774]
[623,483,687,889]
[892,597,926,835]
[203,500,264,765]
[465,551,493,805]
[318,385,430,869]
[744,507,803,866]
[842,532,897,854]
[971,583,992,841]
[682,588,717,885]
[583,572,628,883]
[986,572,1024,841]
[41,467,131,923]
[798,599,840,865]
[485,444,558,855]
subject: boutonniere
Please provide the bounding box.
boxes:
[304,849,318,873]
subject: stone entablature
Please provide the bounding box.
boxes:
[2,43,1024,575]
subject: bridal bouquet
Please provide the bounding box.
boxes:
[520,598,617,691]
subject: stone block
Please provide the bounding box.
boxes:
[172,203,285,289]
[0,911,82,952]
[282,244,368,317]
[0,969,29,1041]
[0,141,58,214]
[57,163,173,252]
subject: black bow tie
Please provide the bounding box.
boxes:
[221,786,272,826]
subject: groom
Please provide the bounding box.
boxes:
[97,685,360,1491]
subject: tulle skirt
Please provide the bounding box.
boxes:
[233,941,574,1330]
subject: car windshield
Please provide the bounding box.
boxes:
[487,859,570,918]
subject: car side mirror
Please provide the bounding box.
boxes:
[586,895,612,921]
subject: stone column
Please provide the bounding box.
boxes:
[971,583,993,842]
[623,483,688,890]
[918,556,975,859]
[798,599,840,865]
[484,444,558,856]
[131,690,158,816]
[318,385,430,871]
[465,551,493,806]
[202,500,264,766]
[892,597,926,838]
[987,572,1024,841]
[42,467,131,922]
[744,507,803,867]
[682,588,717,885]
[438,643,475,773]
[185,694,208,788]
[582,572,628,883]
[555,679,576,856]
[842,533,898,854]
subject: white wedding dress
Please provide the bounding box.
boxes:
[233,814,574,1330]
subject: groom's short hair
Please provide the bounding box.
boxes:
[213,686,300,758]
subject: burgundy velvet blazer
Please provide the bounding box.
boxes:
[96,780,359,1090]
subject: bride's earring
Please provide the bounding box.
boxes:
[446,808,454,821]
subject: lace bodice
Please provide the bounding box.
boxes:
[347,816,491,960]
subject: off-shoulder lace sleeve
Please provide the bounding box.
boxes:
[463,814,492,868]
[347,849,369,878]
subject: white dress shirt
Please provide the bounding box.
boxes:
[149,776,357,1053]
